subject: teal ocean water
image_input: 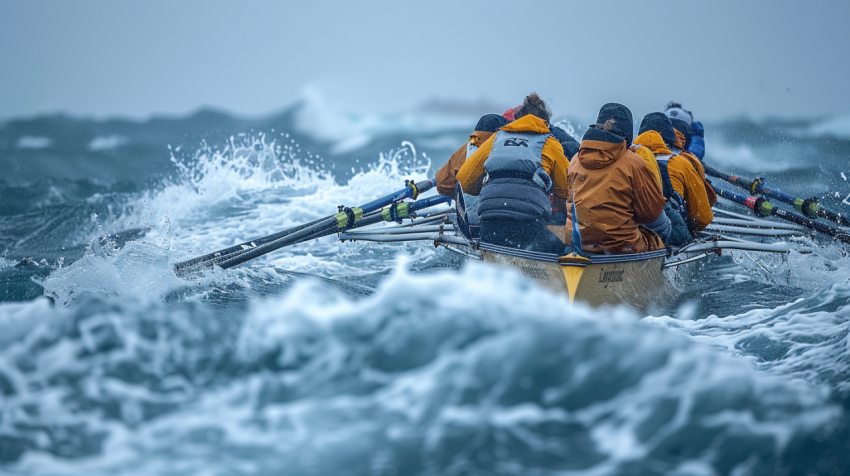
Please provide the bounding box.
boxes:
[2,97,850,475]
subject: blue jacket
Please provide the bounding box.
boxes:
[688,121,706,160]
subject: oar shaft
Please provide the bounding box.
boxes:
[216,193,450,270]
[173,216,328,270]
[704,165,850,227]
[218,218,338,269]
[174,179,436,272]
[715,186,850,244]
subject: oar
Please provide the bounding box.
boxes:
[704,164,850,227]
[216,191,448,270]
[713,186,850,244]
[173,179,435,273]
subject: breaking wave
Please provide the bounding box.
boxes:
[4,103,850,474]
[3,263,845,475]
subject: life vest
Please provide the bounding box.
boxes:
[655,153,692,246]
[477,130,553,222]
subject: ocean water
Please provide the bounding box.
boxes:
[2,95,850,475]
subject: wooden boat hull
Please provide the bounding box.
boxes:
[479,243,675,311]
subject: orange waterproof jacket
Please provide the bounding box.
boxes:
[634,131,714,230]
[568,140,667,254]
[435,131,494,197]
[456,115,569,199]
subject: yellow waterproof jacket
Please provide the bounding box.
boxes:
[630,144,663,191]
[435,131,494,197]
[634,131,714,230]
[673,131,718,207]
[456,115,569,199]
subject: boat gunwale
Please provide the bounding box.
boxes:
[478,241,669,265]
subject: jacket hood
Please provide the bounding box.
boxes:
[550,126,571,143]
[670,118,692,149]
[499,114,551,134]
[581,103,634,146]
[639,112,676,147]
[634,130,672,155]
[577,139,628,170]
[560,137,580,159]
[551,126,580,158]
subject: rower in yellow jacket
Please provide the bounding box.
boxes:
[634,113,714,233]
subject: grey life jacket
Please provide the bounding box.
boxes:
[477,129,554,222]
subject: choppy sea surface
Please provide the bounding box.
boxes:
[2,94,850,475]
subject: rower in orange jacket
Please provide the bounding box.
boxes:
[567,103,667,254]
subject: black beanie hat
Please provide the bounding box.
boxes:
[582,103,634,145]
[669,118,692,149]
[474,114,509,133]
[639,112,676,147]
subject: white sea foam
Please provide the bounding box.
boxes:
[706,141,803,173]
[806,113,850,139]
[15,136,53,149]
[644,282,850,396]
[723,242,850,291]
[88,135,129,151]
[39,133,440,305]
[8,262,840,475]
[0,298,58,349]
[295,87,474,154]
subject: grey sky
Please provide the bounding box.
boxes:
[2,0,849,122]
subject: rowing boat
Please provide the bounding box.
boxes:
[337,189,794,311]
[479,242,675,311]
[176,178,808,312]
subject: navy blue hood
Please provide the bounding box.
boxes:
[582,103,634,145]
[670,118,693,149]
[639,112,676,147]
[551,126,580,158]
[474,114,509,133]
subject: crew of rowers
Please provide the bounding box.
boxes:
[435,93,716,255]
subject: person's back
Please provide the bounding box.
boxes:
[669,118,717,208]
[634,113,713,234]
[457,93,569,253]
[435,114,507,197]
[568,103,666,254]
[550,126,580,161]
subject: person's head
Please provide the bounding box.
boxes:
[551,126,580,157]
[664,101,693,125]
[582,103,634,145]
[639,112,677,148]
[513,93,552,124]
[474,114,508,133]
[669,118,692,149]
